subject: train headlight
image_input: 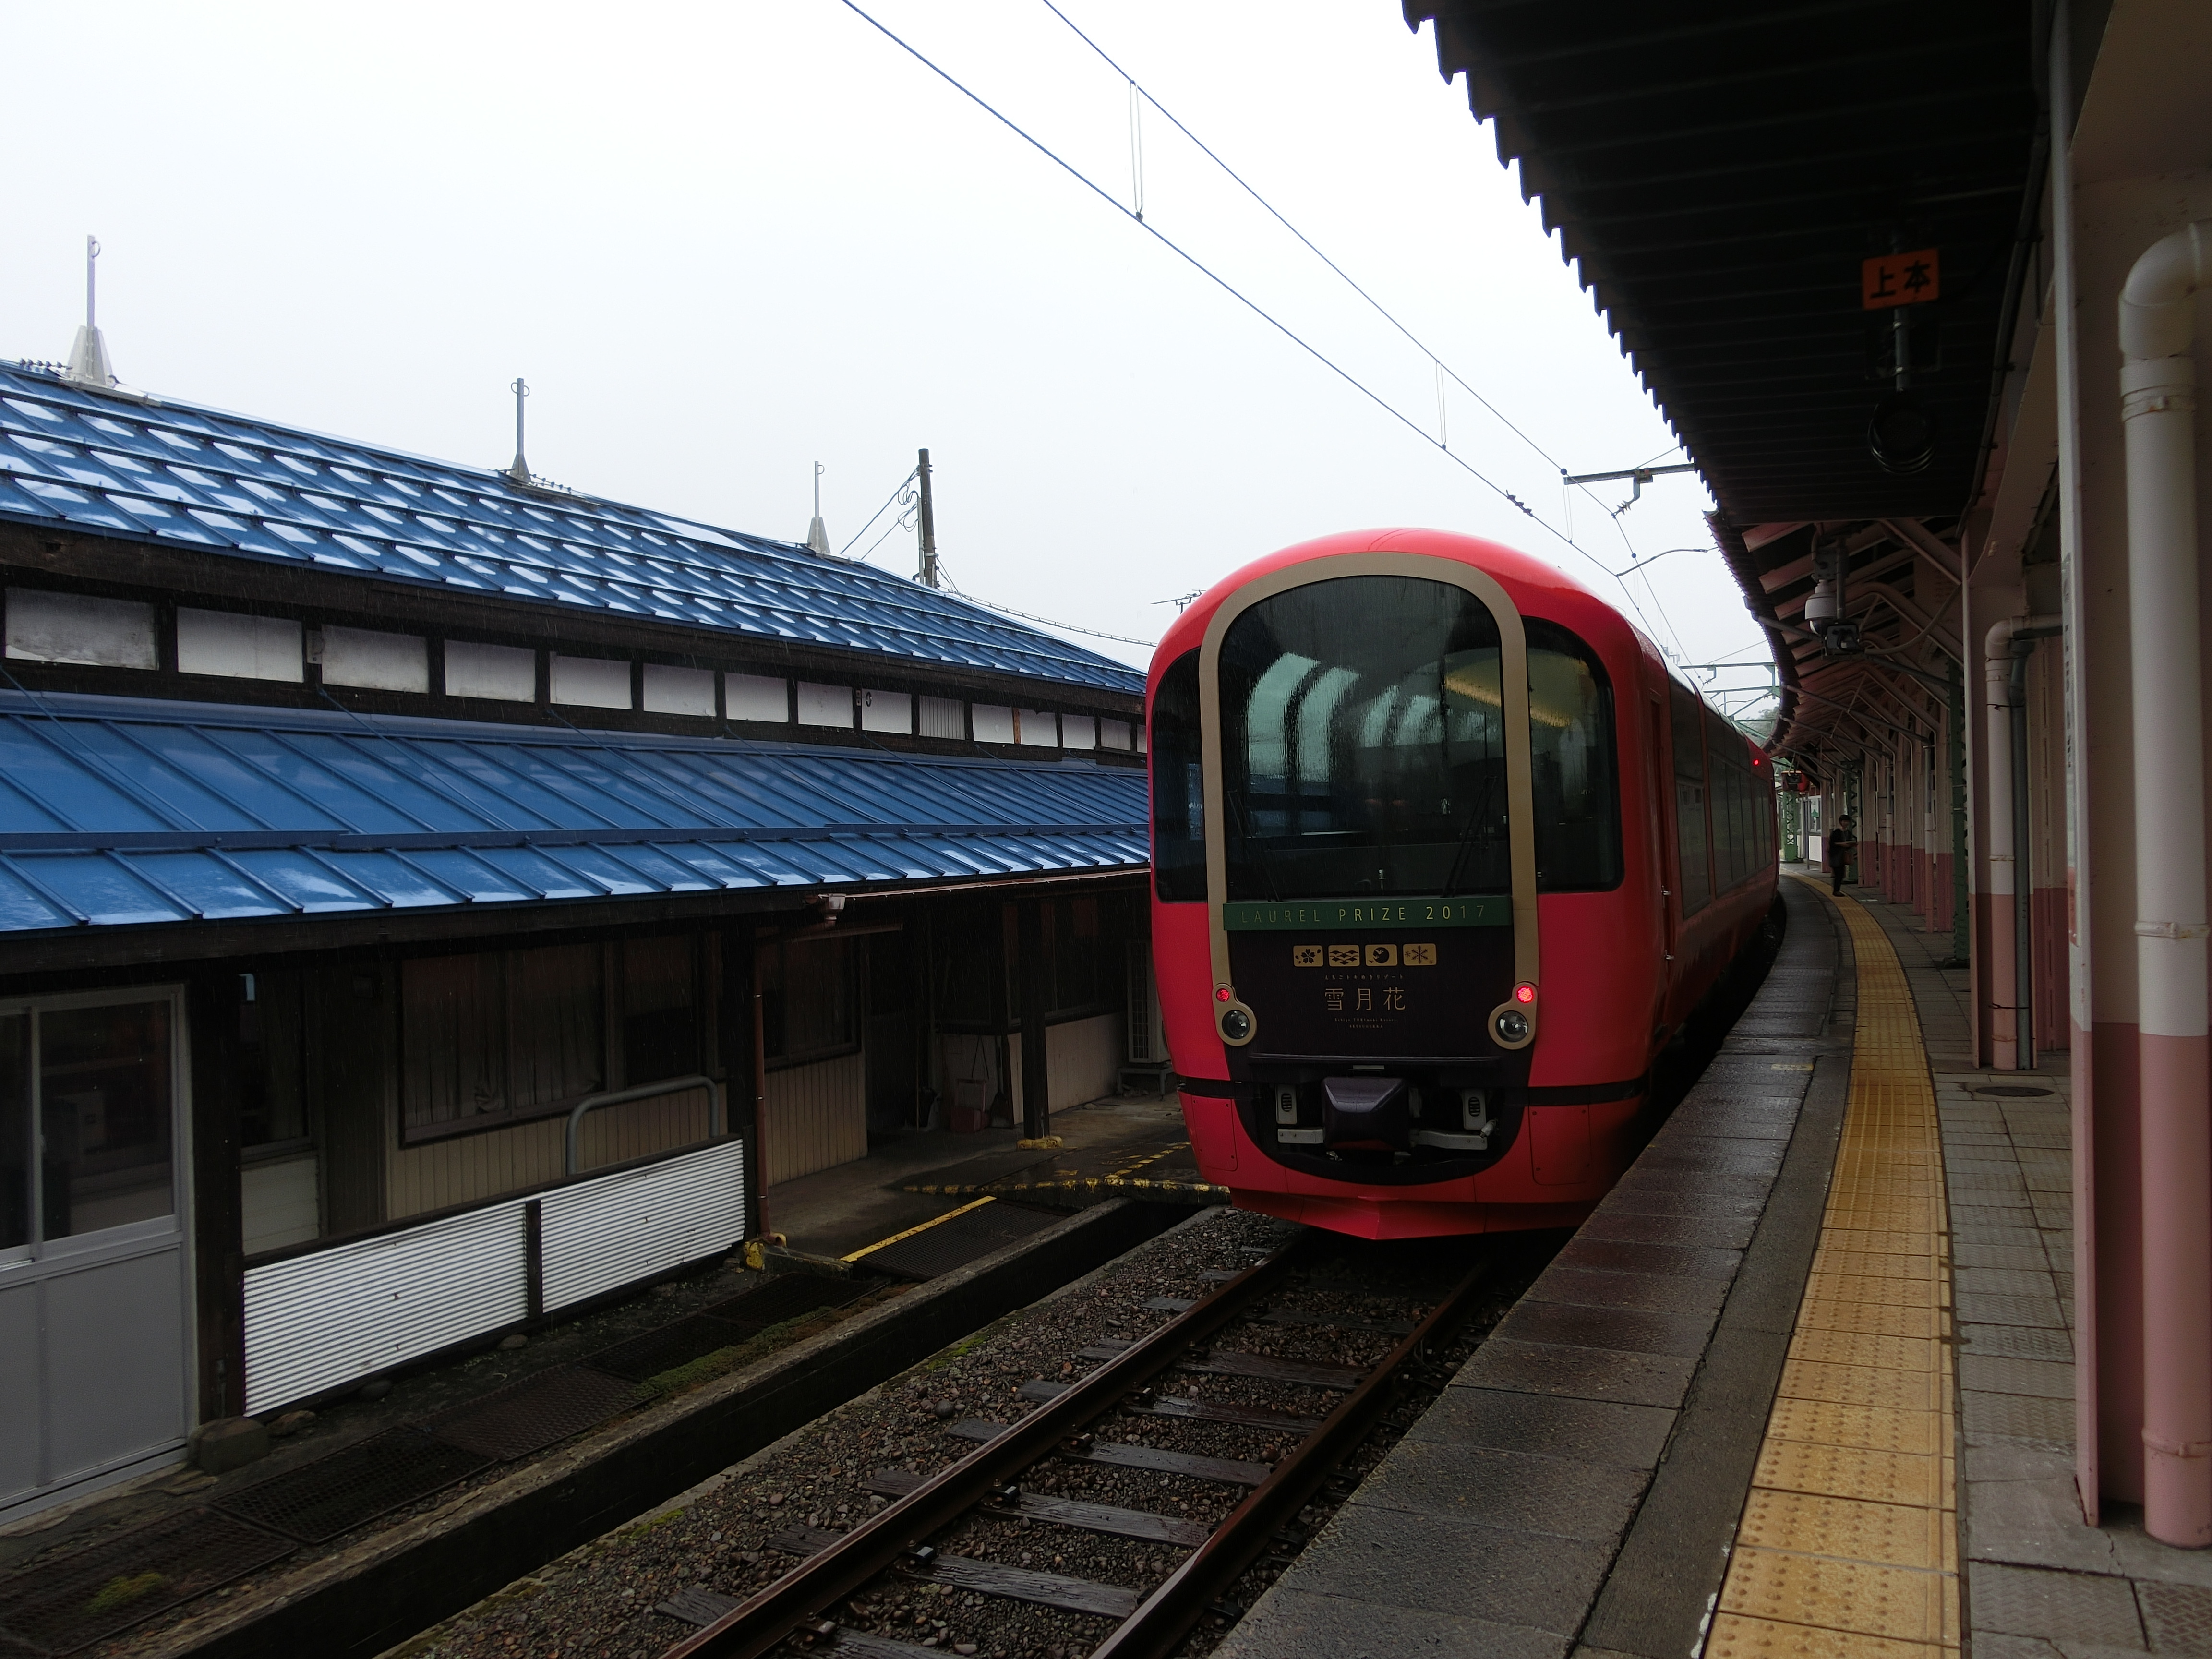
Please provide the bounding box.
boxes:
[1221,1007,1253,1042]
[1494,1008,1531,1044]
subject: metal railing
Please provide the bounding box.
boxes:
[566,1074,723,1175]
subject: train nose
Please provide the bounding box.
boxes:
[1322,1076,1411,1150]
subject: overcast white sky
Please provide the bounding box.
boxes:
[6,1,1772,705]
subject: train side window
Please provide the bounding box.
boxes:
[1705,712,1748,890]
[1150,650,1207,902]
[1669,684,1713,914]
[1523,619,1622,891]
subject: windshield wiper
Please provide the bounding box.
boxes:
[1440,771,1503,897]
[1226,790,1285,903]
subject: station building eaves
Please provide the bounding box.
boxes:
[0,362,1143,700]
[0,690,1147,966]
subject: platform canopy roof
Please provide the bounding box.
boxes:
[0,362,1142,697]
[0,692,1146,943]
[1404,1,2044,767]
[1405,0,2040,527]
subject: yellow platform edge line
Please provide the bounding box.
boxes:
[841,1194,998,1262]
[1708,880,1962,1658]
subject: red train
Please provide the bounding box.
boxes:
[1148,528,1777,1239]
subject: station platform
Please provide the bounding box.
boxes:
[1220,873,2212,1659]
[764,1087,1206,1263]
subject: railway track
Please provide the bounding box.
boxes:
[657,1232,1491,1659]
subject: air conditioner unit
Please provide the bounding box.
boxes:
[1126,941,1169,1065]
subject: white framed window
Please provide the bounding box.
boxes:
[446,641,536,702]
[643,664,715,717]
[726,673,790,722]
[860,689,912,734]
[797,682,854,728]
[319,626,427,693]
[177,609,302,682]
[550,655,632,710]
[4,589,157,670]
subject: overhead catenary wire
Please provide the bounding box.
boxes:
[1037,0,1580,481]
[935,559,1156,648]
[835,466,921,559]
[835,0,1677,653]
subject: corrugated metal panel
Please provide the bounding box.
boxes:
[241,1199,530,1415]
[0,363,1143,696]
[242,1138,748,1413]
[538,1139,746,1310]
[0,691,1148,937]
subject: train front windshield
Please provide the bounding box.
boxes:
[1161,574,1620,902]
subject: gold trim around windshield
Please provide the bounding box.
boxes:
[1195,553,1539,1050]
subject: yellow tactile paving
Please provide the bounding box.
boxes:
[1786,1330,1941,1373]
[1792,1299,1946,1341]
[1800,1273,1942,1309]
[1765,1398,1945,1456]
[1818,1227,1942,1257]
[1777,1358,1948,1413]
[1712,883,1960,1659]
[1706,1612,1948,1659]
[1720,1549,1958,1646]
[1754,1440,1953,1508]
[1734,1489,1956,1571]
[1808,1249,1937,1280]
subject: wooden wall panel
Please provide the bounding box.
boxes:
[1047,1012,1123,1109]
[313,963,390,1236]
[385,1086,713,1221]
[1003,1012,1125,1124]
[240,1154,320,1255]
[763,1052,866,1185]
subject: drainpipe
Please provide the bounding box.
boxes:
[1949,657,1969,963]
[1996,621,2062,1062]
[2119,218,2212,1548]
[1984,616,2056,1067]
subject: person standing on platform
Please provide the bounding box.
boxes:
[1828,813,1857,896]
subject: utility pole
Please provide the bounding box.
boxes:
[915,448,939,589]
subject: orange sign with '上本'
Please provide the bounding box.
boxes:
[1863,248,1939,310]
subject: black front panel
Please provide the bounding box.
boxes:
[1225,919,1512,1065]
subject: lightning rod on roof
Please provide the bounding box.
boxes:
[64,235,118,389]
[505,378,531,484]
[806,461,831,556]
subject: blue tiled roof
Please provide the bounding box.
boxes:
[0,362,1143,697]
[0,692,1146,936]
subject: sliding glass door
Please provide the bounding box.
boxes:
[0,989,191,1515]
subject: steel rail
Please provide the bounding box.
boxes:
[663,1237,1491,1659]
[1085,1252,1490,1659]
[662,1237,1312,1659]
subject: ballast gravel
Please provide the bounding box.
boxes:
[395,1206,1544,1659]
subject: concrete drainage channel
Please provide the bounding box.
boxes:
[0,1199,1180,1659]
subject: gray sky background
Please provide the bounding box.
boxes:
[5,1,1774,706]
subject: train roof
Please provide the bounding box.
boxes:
[1151,525,1622,675]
